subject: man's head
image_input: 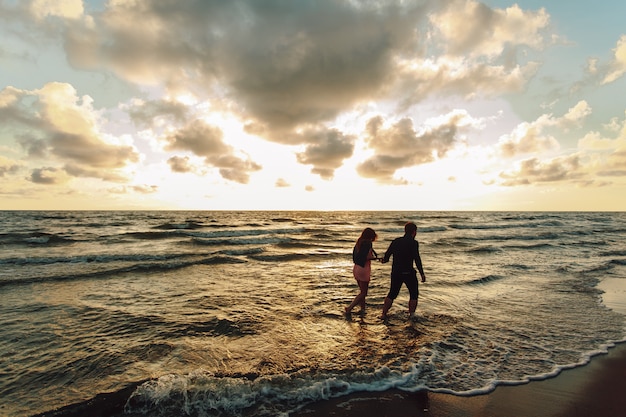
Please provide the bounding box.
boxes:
[404,222,417,236]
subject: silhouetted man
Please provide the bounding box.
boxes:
[380,222,426,320]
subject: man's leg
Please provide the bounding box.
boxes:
[406,274,419,319]
[380,297,393,319]
[381,274,402,319]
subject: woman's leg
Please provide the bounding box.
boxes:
[346,280,369,313]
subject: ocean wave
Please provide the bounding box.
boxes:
[271,217,295,223]
[123,227,304,242]
[216,247,266,257]
[123,367,427,417]
[503,243,555,250]
[506,264,533,270]
[0,255,246,287]
[248,253,315,262]
[0,251,203,266]
[418,226,447,233]
[467,274,506,285]
[600,249,626,257]
[467,245,502,254]
[276,240,318,249]
[582,259,626,274]
[0,232,76,246]
[153,220,206,230]
[448,222,522,230]
[124,230,189,240]
[191,236,286,246]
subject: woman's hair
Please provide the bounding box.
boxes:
[355,227,377,252]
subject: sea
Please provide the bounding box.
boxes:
[1,210,625,417]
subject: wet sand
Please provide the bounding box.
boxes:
[293,342,626,417]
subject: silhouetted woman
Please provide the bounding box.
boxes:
[346,227,378,314]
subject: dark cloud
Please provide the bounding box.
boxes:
[357,114,461,182]
[62,0,437,136]
[17,134,49,158]
[29,167,67,184]
[164,119,229,156]
[213,154,262,184]
[64,163,128,182]
[59,0,550,138]
[50,132,138,168]
[128,99,190,128]
[295,128,355,179]
[167,155,194,173]
[164,120,262,183]
[356,155,410,185]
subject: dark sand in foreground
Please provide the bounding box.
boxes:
[293,342,626,417]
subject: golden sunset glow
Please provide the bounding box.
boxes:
[1,0,625,210]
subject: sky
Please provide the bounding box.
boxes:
[1,0,625,211]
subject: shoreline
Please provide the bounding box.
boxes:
[35,342,626,417]
[293,341,626,417]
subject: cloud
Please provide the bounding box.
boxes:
[275,178,290,187]
[498,154,583,186]
[0,156,21,177]
[127,99,190,129]
[163,120,262,183]
[56,0,550,142]
[164,119,229,156]
[558,100,593,130]
[396,58,541,107]
[0,83,139,181]
[357,110,474,183]
[62,1,428,129]
[497,117,560,158]
[497,112,626,187]
[295,128,355,179]
[578,113,626,177]
[497,101,591,157]
[108,184,159,194]
[29,166,70,184]
[389,0,550,105]
[130,184,158,194]
[64,163,128,182]
[602,35,626,84]
[167,155,195,173]
[29,0,83,21]
[429,0,550,57]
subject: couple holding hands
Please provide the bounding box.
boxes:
[346,222,427,320]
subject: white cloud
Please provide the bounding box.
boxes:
[429,0,550,57]
[497,101,591,157]
[29,0,83,20]
[602,35,626,84]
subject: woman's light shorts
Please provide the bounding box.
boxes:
[353,263,371,282]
